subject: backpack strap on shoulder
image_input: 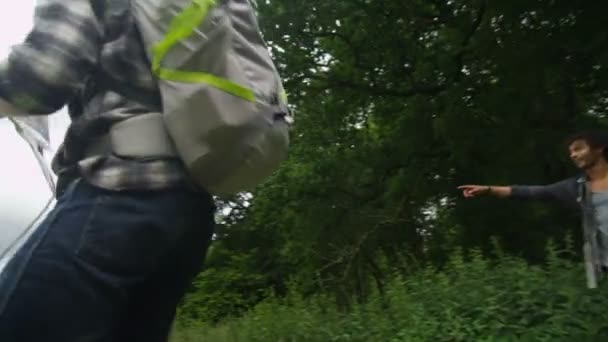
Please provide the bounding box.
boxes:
[577,174,586,205]
[577,173,603,288]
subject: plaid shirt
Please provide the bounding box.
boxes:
[0,0,187,195]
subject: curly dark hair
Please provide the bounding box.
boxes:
[566,130,608,160]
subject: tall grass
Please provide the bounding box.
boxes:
[171,242,608,341]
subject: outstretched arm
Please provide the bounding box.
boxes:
[459,179,574,204]
[0,0,103,116]
[509,179,575,203]
[458,185,512,199]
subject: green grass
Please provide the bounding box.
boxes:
[170,323,236,342]
[171,245,608,342]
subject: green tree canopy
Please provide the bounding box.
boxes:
[180,0,608,321]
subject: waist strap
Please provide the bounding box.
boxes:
[85,113,178,158]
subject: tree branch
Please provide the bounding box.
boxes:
[453,0,487,82]
[308,75,447,99]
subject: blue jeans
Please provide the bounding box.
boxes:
[0,178,215,341]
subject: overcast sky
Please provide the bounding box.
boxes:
[0,2,70,252]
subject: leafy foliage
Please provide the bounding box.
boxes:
[177,0,608,329]
[173,244,608,341]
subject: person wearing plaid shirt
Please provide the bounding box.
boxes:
[0,1,216,341]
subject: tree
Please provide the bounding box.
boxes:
[179,0,608,321]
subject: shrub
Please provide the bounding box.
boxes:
[172,241,608,341]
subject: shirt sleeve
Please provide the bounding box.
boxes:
[510,178,574,204]
[0,0,103,115]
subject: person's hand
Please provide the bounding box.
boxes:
[458,185,491,198]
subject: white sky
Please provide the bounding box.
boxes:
[0,2,70,251]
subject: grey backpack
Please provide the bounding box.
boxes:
[109,0,293,196]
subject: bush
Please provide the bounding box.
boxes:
[176,251,269,325]
[172,242,608,341]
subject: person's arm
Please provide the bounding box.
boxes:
[509,179,573,203]
[0,0,102,117]
[459,179,573,203]
[486,186,511,198]
[458,185,511,198]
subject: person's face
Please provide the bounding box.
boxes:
[568,139,604,169]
